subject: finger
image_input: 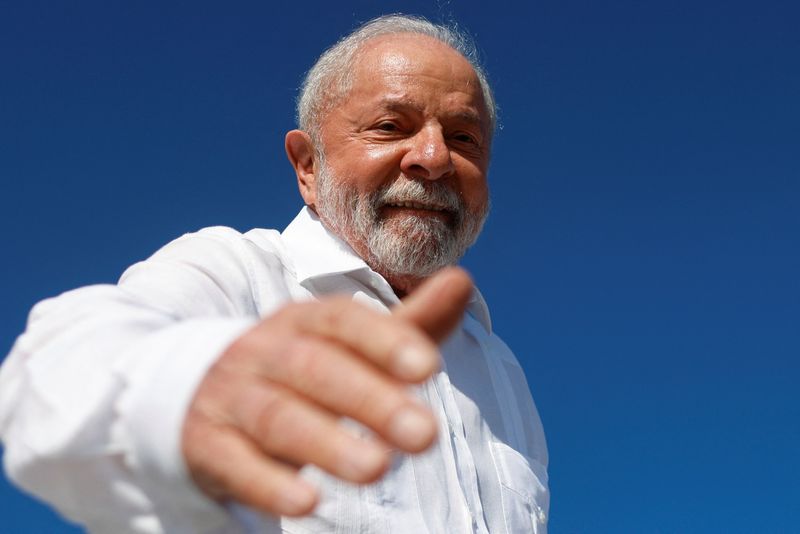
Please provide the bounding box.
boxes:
[395,267,474,342]
[241,336,437,452]
[184,421,318,517]
[231,379,390,483]
[270,299,441,383]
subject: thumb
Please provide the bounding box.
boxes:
[394,267,474,343]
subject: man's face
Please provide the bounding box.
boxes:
[312,34,491,280]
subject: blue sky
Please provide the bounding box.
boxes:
[1,1,798,532]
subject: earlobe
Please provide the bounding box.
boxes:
[285,129,318,207]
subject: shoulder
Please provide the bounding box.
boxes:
[118,226,292,317]
[154,225,281,255]
[133,226,288,270]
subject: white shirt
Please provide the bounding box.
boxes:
[0,207,549,533]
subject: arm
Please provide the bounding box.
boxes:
[0,227,472,531]
[0,227,261,532]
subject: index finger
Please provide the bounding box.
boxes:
[394,267,474,342]
[278,298,439,383]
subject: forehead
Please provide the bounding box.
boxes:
[342,34,488,125]
[353,34,477,81]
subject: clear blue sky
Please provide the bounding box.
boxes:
[1,1,798,532]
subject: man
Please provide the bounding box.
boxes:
[0,14,548,534]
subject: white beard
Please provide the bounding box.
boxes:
[314,161,488,278]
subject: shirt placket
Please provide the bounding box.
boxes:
[463,316,527,456]
[432,359,491,534]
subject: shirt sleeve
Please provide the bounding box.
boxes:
[0,227,270,533]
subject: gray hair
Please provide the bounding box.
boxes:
[296,14,497,146]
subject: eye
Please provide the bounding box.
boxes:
[376,121,400,132]
[452,132,478,145]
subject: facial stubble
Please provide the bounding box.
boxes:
[315,162,489,279]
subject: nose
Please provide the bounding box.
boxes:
[400,125,455,181]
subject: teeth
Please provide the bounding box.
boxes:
[387,201,445,211]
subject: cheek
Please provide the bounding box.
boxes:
[360,146,407,181]
[362,144,403,161]
[338,146,404,191]
[456,164,489,210]
[468,184,490,213]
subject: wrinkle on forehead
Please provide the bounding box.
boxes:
[353,38,485,106]
[356,34,477,81]
[319,34,491,142]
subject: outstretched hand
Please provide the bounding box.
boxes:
[181,267,474,516]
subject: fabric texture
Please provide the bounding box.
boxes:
[0,207,549,533]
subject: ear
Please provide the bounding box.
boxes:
[285,129,319,207]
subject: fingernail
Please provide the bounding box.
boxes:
[280,480,317,514]
[388,406,436,451]
[393,345,437,380]
[341,442,386,480]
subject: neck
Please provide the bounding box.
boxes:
[383,272,426,299]
[315,212,430,298]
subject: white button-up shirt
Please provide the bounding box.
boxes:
[0,207,548,533]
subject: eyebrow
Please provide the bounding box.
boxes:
[376,99,484,127]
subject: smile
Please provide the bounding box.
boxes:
[384,201,449,212]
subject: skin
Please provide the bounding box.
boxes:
[287,34,491,296]
[182,34,491,517]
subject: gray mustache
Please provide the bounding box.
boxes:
[375,180,462,212]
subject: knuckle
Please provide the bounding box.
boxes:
[315,297,355,333]
[346,379,407,425]
[284,338,327,390]
[252,390,294,439]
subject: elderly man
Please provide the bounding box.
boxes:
[0,14,548,534]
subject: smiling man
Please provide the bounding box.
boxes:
[291,31,491,297]
[0,15,549,534]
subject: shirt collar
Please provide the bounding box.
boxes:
[280,206,493,333]
[281,206,371,283]
[466,287,492,334]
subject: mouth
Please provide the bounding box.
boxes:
[380,201,456,225]
[383,200,451,212]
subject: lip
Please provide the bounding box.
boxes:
[382,200,450,212]
[380,203,455,225]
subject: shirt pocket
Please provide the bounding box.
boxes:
[491,441,549,534]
